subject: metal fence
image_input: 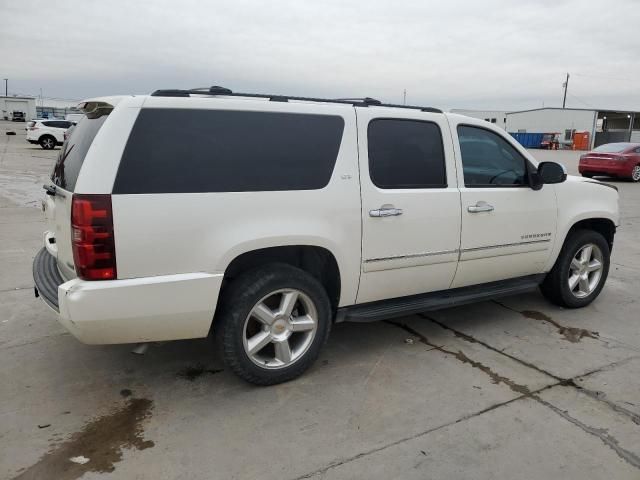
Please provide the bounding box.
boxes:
[36,106,81,119]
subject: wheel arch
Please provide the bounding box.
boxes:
[545,215,617,273]
[221,245,342,311]
[566,217,616,251]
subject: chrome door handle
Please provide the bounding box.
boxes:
[369,207,403,217]
[467,201,494,213]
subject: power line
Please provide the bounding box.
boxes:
[10,91,81,102]
[566,92,596,109]
[573,72,637,84]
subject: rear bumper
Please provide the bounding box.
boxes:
[579,162,633,177]
[33,248,223,344]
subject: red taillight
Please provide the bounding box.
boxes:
[71,194,117,280]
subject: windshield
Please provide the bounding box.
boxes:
[593,143,630,153]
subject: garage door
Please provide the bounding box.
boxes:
[6,100,29,116]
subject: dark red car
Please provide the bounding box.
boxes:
[579,143,640,182]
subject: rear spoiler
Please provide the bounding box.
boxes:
[78,100,114,119]
[77,95,132,119]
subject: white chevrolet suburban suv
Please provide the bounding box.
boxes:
[33,87,619,385]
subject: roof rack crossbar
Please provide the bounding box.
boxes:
[150,87,442,113]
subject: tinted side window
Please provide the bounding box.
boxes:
[368,119,446,189]
[113,109,345,194]
[457,125,527,187]
[51,115,108,191]
[42,121,53,127]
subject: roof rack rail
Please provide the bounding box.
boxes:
[150,86,442,113]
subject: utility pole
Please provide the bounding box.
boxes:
[562,73,569,108]
[403,89,407,105]
[3,79,7,97]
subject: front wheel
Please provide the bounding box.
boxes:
[215,263,332,385]
[540,229,610,308]
[631,165,640,182]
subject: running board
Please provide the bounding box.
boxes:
[336,274,545,323]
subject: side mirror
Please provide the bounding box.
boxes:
[537,161,567,185]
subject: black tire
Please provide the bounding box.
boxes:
[540,229,610,308]
[39,135,56,150]
[215,263,332,385]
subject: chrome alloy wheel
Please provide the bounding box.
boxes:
[243,289,318,369]
[632,165,640,182]
[42,137,55,149]
[568,243,604,298]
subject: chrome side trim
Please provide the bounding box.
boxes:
[364,239,552,264]
[460,238,550,253]
[365,249,459,263]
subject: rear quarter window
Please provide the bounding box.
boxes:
[113,109,345,194]
[51,115,108,191]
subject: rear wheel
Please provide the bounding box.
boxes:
[631,165,640,182]
[39,135,56,150]
[540,229,610,308]
[215,263,331,385]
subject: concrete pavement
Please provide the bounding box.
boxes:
[1,122,639,479]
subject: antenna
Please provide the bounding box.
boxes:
[562,73,570,108]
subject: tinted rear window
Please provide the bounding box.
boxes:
[368,119,446,189]
[113,109,345,194]
[51,115,106,191]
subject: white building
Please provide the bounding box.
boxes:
[506,107,640,149]
[450,109,508,130]
[0,96,37,121]
[1,96,81,121]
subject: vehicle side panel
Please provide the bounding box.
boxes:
[544,177,619,271]
[109,99,362,307]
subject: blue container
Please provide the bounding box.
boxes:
[509,132,544,148]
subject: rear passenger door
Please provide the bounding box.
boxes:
[356,109,461,304]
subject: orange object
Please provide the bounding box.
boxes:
[572,132,590,150]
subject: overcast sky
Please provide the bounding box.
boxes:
[1,0,638,111]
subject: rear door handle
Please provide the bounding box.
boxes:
[467,201,494,213]
[369,207,403,217]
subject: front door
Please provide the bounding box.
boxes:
[450,122,557,288]
[356,109,461,304]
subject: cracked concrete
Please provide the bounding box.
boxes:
[1,126,640,479]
